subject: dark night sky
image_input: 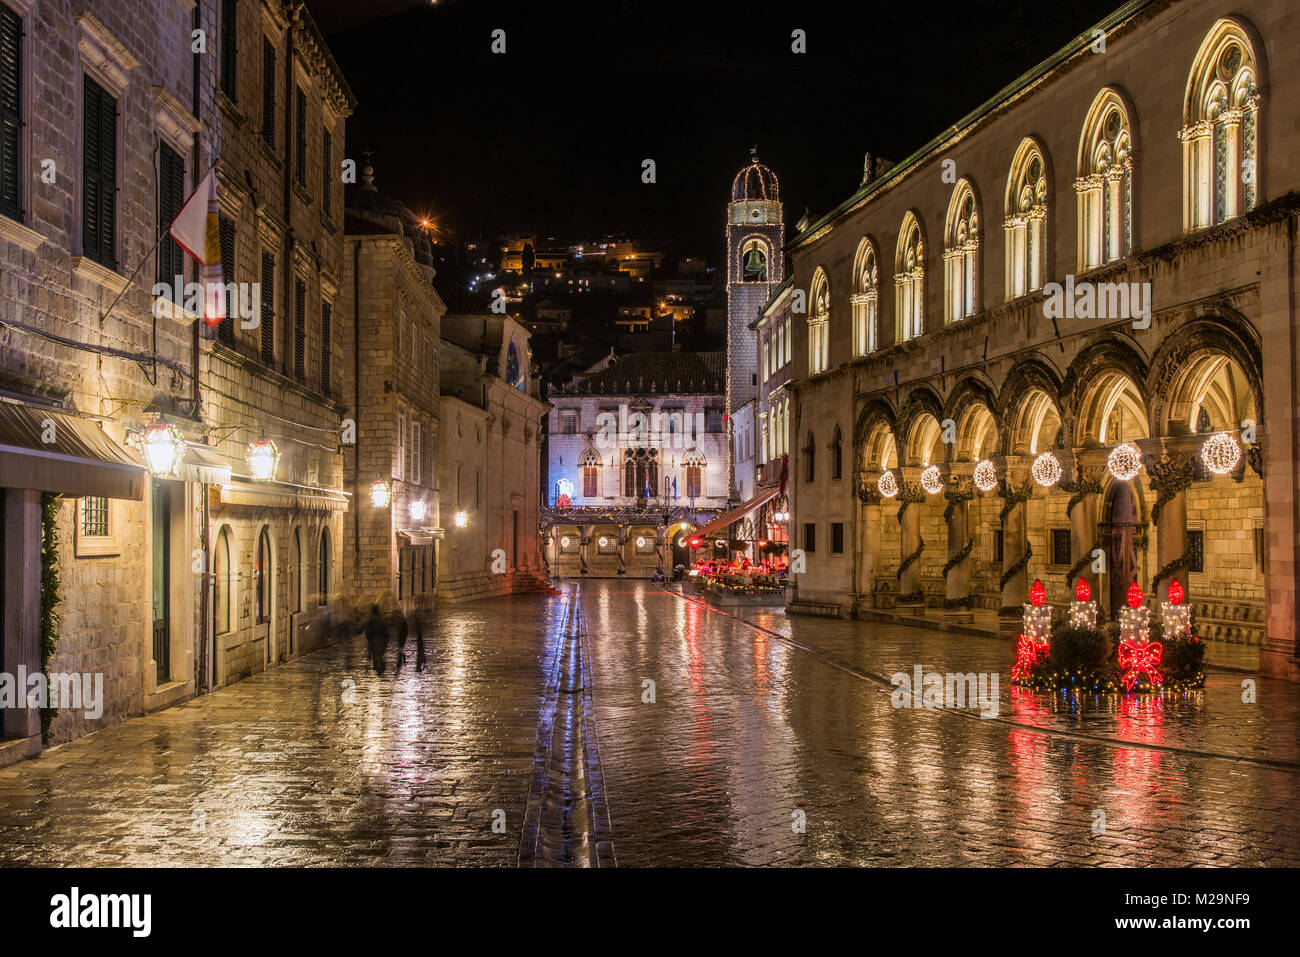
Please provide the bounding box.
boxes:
[306,0,1121,264]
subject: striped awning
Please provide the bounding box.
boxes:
[0,401,144,500]
[692,485,780,540]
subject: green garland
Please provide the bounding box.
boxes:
[997,480,1033,526]
[40,493,62,743]
[944,595,976,609]
[1066,535,1103,586]
[1063,478,1103,518]
[896,589,926,605]
[895,484,925,526]
[999,540,1032,591]
[942,486,974,524]
[1152,548,1193,592]
[1149,458,1195,527]
[897,538,925,579]
[942,538,974,578]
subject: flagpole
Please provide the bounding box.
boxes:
[98,225,172,328]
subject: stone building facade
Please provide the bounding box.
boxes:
[0,0,352,766]
[437,298,550,601]
[339,163,442,619]
[543,351,728,577]
[783,0,1295,679]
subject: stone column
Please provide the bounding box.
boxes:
[655,528,667,577]
[616,529,627,576]
[999,459,1032,631]
[579,527,590,576]
[2,489,42,755]
[854,473,881,615]
[1068,463,1104,600]
[896,469,924,612]
[944,472,974,623]
[1148,450,1193,603]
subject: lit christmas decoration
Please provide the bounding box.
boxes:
[598,536,609,548]
[1012,580,1052,682]
[636,536,647,548]
[1162,576,1191,639]
[246,435,279,482]
[556,493,572,510]
[877,471,899,498]
[1031,451,1062,487]
[1070,576,1098,629]
[920,465,943,494]
[369,481,391,508]
[141,420,185,477]
[1200,432,1241,475]
[557,478,575,498]
[973,459,997,492]
[1117,578,1162,690]
[1107,442,1142,481]
[409,500,427,522]
[453,509,469,528]
[560,535,570,547]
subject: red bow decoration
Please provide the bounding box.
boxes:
[1011,633,1049,682]
[1118,640,1164,691]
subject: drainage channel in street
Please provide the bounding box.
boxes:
[518,584,617,867]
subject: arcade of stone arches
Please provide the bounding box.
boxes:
[851,317,1264,649]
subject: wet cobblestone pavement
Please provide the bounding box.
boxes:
[0,580,1296,867]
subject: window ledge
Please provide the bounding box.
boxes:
[0,215,44,252]
[72,256,128,295]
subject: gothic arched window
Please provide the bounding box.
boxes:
[851,238,879,356]
[682,446,706,498]
[895,212,925,341]
[1004,138,1049,299]
[579,447,601,499]
[944,181,980,321]
[808,268,830,374]
[1078,89,1135,268]
[1181,19,1262,230]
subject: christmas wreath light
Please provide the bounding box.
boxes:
[1107,442,1142,481]
[1031,451,1062,487]
[1201,432,1241,475]
[973,459,997,492]
[877,471,899,498]
[920,465,943,495]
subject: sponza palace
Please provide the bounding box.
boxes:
[777,0,1300,680]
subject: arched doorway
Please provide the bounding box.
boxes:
[1105,481,1140,618]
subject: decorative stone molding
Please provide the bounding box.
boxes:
[153,87,201,154]
[77,12,139,96]
[73,256,129,296]
[0,216,44,252]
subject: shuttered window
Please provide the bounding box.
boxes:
[260,251,275,366]
[293,277,306,381]
[320,301,332,393]
[0,2,20,221]
[294,86,306,184]
[321,128,331,213]
[216,213,236,344]
[82,75,117,269]
[157,142,186,285]
[408,421,422,485]
[261,37,275,148]
[219,0,237,101]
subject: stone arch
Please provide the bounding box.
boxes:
[945,375,1001,462]
[897,387,946,467]
[997,358,1065,455]
[1062,336,1152,445]
[1146,313,1262,437]
[1183,16,1267,127]
[854,397,898,473]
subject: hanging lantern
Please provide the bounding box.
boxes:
[453,509,469,528]
[1126,579,1144,608]
[1167,577,1185,606]
[1029,579,1046,607]
[409,499,427,522]
[246,435,279,482]
[877,471,899,498]
[1107,442,1142,482]
[1201,432,1241,475]
[973,459,997,492]
[1075,577,1091,602]
[1031,451,1062,487]
[920,465,943,495]
[369,481,391,508]
[141,420,185,477]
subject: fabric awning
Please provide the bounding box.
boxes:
[692,485,780,540]
[0,401,145,500]
[176,442,231,485]
[397,529,435,546]
[218,480,349,512]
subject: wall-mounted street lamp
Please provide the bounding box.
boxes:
[142,420,185,477]
[246,435,280,482]
[410,499,427,522]
[369,481,391,508]
[453,509,469,528]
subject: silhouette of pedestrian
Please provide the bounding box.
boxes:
[413,611,427,673]
[364,604,388,675]
[395,611,409,672]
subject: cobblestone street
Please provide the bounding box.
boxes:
[0,580,1296,867]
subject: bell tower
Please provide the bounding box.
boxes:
[725,150,783,497]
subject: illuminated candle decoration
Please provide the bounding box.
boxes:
[1107,442,1142,481]
[920,465,943,495]
[1012,583,1052,683]
[246,435,280,482]
[1161,576,1191,640]
[1029,578,1046,606]
[369,481,391,508]
[1200,432,1241,475]
[877,471,899,498]
[409,500,427,522]
[1070,576,1098,629]
[1117,578,1158,689]
[453,509,469,528]
[142,420,185,477]
[1126,579,1144,608]
[972,459,997,492]
[1031,451,1062,487]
